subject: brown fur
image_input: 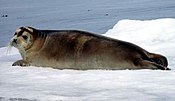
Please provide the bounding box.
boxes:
[10,26,170,70]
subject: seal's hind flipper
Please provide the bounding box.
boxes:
[134,59,170,70]
[149,53,168,67]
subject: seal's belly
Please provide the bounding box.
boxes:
[30,53,135,70]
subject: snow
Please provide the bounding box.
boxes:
[0,19,175,101]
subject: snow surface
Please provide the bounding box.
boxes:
[1,19,175,101]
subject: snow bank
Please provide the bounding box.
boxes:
[105,18,175,44]
[1,19,175,101]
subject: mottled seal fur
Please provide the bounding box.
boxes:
[10,26,170,70]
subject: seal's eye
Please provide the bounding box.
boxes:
[14,32,17,36]
[22,35,28,40]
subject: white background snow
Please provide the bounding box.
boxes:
[1,0,175,101]
[0,18,175,101]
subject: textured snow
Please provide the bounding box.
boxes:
[0,19,175,101]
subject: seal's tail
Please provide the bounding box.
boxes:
[149,53,168,67]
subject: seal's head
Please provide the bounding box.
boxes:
[10,27,35,51]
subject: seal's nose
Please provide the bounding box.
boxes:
[13,39,17,43]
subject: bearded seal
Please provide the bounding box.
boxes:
[10,26,170,70]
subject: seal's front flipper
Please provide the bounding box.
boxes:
[12,60,30,66]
